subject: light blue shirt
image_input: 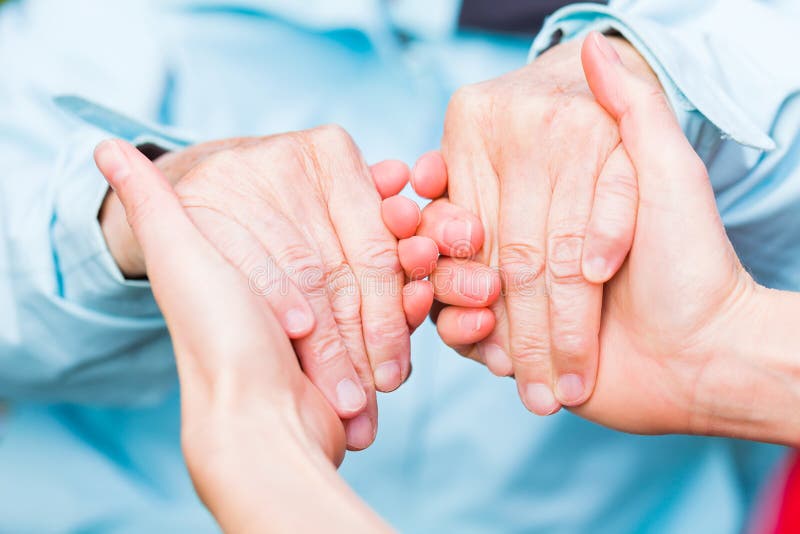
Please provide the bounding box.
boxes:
[1,0,798,531]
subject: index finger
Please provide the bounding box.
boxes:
[327,160,411,393]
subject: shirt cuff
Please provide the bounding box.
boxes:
[528,3,776,153]
[51,97,192,318]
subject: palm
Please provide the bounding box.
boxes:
[574,148,750,434]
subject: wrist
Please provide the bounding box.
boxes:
[99,188,146,278]
[185,405,386,533]
[689,280,800,446]
[535,35,659,92]
[98,145,179,279]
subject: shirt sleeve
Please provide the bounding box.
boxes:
[529,0,800,291]
[0,0,192,404]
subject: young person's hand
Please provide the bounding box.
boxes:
[94,140,391,532]
[99,128,438,449]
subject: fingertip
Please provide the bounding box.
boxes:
[478,342,514,377]
[555,373,592,407]
[518,381,562,417]
[94,139,131,187]
[280,307,316,339]
[436,307,495,347]
[345,412,376,451]
[412,151,448,199]
[418,199,485,258]
[403,280,434,332]
[431,258,501,307]
[371,159,410,199]
[582,32,625,120]
[581,253,614,284]
[373,360,403,393]
[398,236,438,279]
[382,196,421,239]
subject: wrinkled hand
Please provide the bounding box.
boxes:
[410,37,659,415]
[94,140,389,532]
[99,127,438,449]
[421,33,760,436]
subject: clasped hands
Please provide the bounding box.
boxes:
[95,33,773,530]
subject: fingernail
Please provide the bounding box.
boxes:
[593,32,622,64]
[458,311,483,333]
[583,255,610,283]
[336,378,367,413]
[284,308,313,337]
[481,344,513,377]
[443,219,473,256]
[345,413,374,450]
[95,140,130,184]
[374,361,402,392]
[521,383,561,416]
[556,374,586,405]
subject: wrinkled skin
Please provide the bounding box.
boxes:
[421,33,762,436]
[101,126,428,450]
[414,37,659,415]
[95,139,389,532]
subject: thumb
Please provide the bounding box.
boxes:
[94,139,200,268]
[581,32,710,201]
[94,140,291,372]
[582,33,736,282]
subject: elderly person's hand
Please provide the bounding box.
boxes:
[99,127,440,449]
[409,36,660,415]
[415,33,800,442]
[94,140,391,532]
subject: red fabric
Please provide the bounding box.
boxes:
[774,452,800,534]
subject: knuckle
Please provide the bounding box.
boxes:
[553,331,593,362]
[364,315,409,350]
[597,173,638,209]
[589,220,630,253]
[306,124,359,157]
[310,123,353,144]
[251,136,313,177]
[499,242,545,295]
[547,230,585,283]
[354,240,403,298]
[446,84,492,128]
[326,261,360,299]
[330,292,363,332]
[247,258,288,297]
[589,181,638,249]
[291,125,365,184]
[310,331,349,367]
[512,345,550,368]
[278,245,326,294]
[510,328,550,362]
[262,134,304,160]
[449,84,484,111]
[357,238,402,272]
